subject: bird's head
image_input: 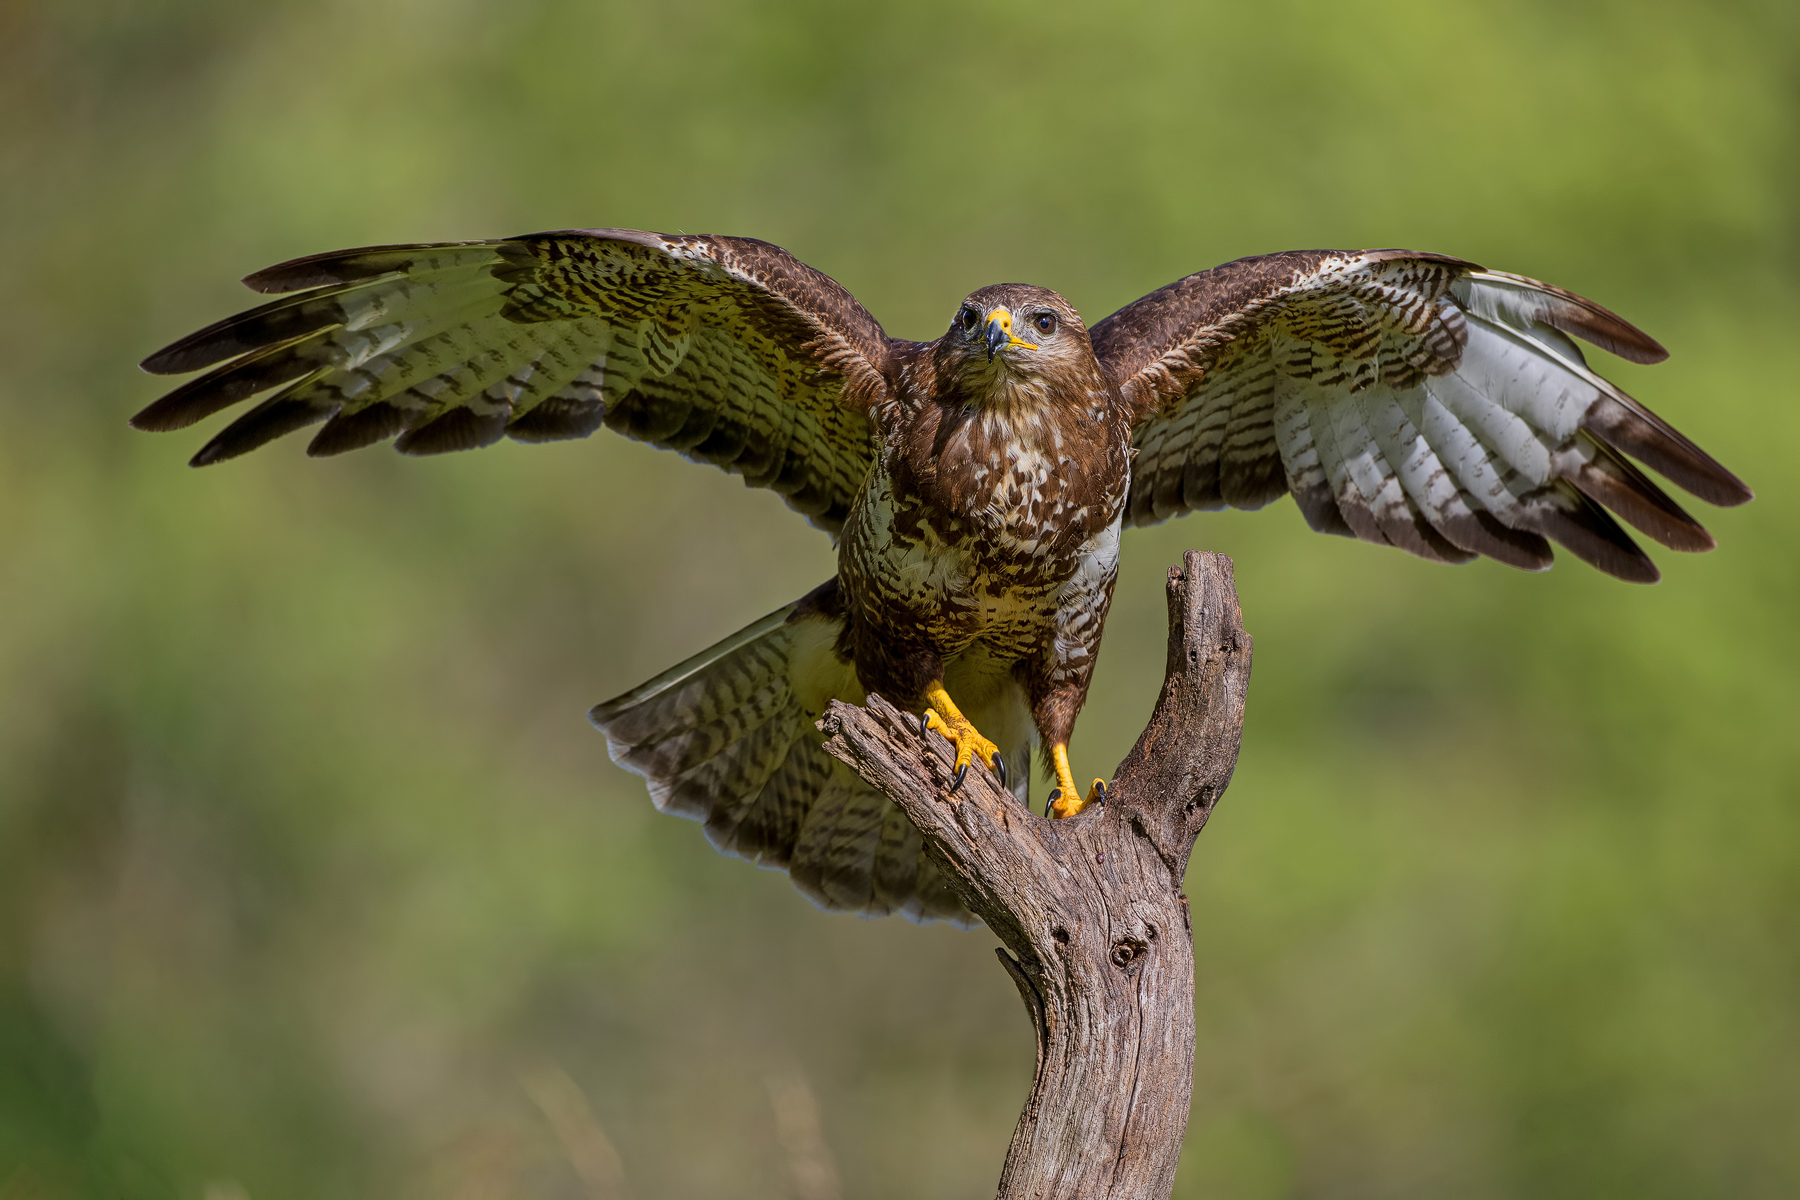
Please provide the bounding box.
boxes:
[938,284,1096,412]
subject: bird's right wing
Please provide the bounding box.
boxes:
[134,229,891,534]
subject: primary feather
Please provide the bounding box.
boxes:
[1101,251,1749,582]
[136,230,890,532]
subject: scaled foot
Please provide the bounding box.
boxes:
[1048,742,1106,819]
[919,681,1004,792]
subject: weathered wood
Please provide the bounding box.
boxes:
[818,550,1252,1199]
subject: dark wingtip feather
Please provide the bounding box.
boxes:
[1530,485,1661,583]
[1481,271,1669,364]
[394,406,509,455]
[142,344,219,377]
[307,401,415,457]
[506,396,607,443]
[242,243,443,294]
[130,345,319,432]
[129,391,202,433]
[190,392,335,466]
[1571,443,1716,553]
[1439,509,1555,572]
[1562,306,1668,366]
[141,341,215,376]
[139,291,343,376]
[1581,394,1754,508]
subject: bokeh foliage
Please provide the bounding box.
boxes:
[2,0,1797,1196]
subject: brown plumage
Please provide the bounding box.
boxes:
[136,230,1752,927]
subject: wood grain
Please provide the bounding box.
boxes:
[819,551,1252,1199]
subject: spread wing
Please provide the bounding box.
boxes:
[134,229,891,534]
[1094,250,1752,581]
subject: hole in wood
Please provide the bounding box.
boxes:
[1111,938,1148,971]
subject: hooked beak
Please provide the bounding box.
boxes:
[984,315,1009,361]
[983,308,1037,362]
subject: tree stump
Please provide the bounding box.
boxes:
[818,550,1253,1200]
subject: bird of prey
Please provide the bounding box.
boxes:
[135,229,1751,927]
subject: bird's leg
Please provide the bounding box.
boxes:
[920,681,1004,792]
[1047,743,1106,819]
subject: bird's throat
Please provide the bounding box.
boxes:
[963,362,1055,424]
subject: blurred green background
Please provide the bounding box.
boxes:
[2,0,1796,1196]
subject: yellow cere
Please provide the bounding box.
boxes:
[985,306,1038,351]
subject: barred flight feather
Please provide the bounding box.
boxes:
[588,593,981,928]
[136,230,889,535]
[1106,250,1749,582]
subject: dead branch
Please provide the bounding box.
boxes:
[819,550,1252,1199]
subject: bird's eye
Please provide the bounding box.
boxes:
[960,308,978,331]
[1033,312,1057,336]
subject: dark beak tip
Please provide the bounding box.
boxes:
[983,317,1009,361]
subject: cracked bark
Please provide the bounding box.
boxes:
[818,551,1253,1200]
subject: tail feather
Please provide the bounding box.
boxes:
[589,582,983,928]
[871,804,931,918]
[592,606,796,745]
[709,735,834,869]
[654,696,806,825]
[790,775,889,913]
[616,677,793,783]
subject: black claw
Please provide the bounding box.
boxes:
[918,712,930,737]
[1095,780,1108,805]
[1047,787,1062,817]
[992,752,1006,788]
[951,762,968,792]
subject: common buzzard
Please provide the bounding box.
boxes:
[135,230,1751,927]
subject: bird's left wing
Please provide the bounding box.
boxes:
[135,230,891,534]
[1092,250,1751,581]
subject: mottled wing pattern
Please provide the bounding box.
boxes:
[589,588,976,928]
[1095,251,1752,581]
[134,230,890,533]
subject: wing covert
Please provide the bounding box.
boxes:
[134,229,892,534]
[1095,250,1751,582]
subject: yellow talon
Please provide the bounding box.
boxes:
[1048,743,1107,818]
[922,681,1002,792]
